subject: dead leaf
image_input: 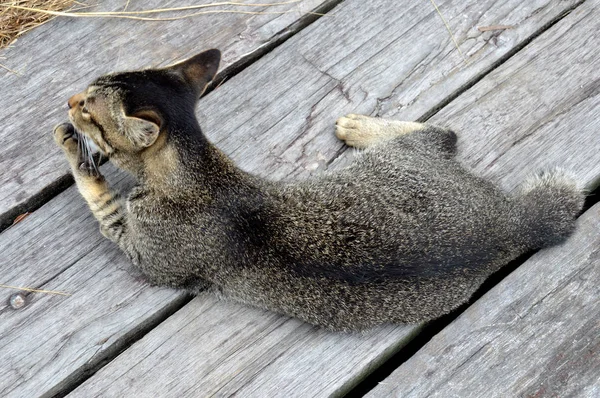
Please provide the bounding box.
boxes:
[12,212,31,225]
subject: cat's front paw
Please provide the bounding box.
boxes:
[53,123,102,179]
[53,122,79,156]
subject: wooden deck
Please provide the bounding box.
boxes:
[1,0,598,396]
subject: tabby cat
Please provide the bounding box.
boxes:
[53,49,583,331]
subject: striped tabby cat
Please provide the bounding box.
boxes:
[53,49,583,331]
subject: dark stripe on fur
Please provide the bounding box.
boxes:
[101,207,122,222]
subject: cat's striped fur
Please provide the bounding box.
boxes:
[53,49,584,331]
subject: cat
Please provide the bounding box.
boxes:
[53,49,584,331]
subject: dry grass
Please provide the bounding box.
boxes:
[428,0,464,60]
[0,0,313,73]
[0,0,313,45]
[2,1,313,22]
[0,0,78,50]
[0,283,71,296]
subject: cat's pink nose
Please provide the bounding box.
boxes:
[68,92,85,109]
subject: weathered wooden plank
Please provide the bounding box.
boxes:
[367,202,600,398]
[59,0,600,396]
[0,0,338,229]
[69,295,418,397]
[0,164,193,398]
[0,165,130,313]
[199,0,586,182]
[431,1,600,193]
[363,2,600,395]
[0,0,593,396]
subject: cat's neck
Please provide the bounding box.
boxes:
[139,124,255,197]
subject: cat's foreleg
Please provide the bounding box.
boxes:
[53,123,128,245]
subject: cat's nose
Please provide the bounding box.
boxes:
[68,93,85,109]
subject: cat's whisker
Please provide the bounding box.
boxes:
[86,138,99,172]
[79,134,86,167]
[82,135,95,172]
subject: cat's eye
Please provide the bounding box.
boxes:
[81,105,91,120]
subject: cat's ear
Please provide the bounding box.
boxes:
[124,111,161,148]
[168,49,221,97]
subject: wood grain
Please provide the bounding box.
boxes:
[69,295,419,397]
[0,165,193,398]
[0,0,594,396]
[367,202,600,397]
[0,0,338,229]
[432,1,600,193]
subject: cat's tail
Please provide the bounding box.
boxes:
[513,168,585,249]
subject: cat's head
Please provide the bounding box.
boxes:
[66,49,221,159]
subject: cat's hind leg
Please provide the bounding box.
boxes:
[336,114,457,158]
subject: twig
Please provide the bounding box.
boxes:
[12,212,31,225]
[429,0,465,60]
[0,283,71,296]
[0,0,303,16]
[0,62,19,74]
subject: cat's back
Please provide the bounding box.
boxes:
[261,146,522,281]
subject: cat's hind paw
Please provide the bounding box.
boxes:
[335,114,378,149]
[335,114,425,148]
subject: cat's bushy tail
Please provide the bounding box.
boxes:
[513,168,585,248]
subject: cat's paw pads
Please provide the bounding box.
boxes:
[54,123,101,178]
[53,123,78,154]
[335,114,380,149]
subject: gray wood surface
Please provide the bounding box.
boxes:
[431,1,600,193]
[57,0,599,396]
[72,295,419,397]
[367,201,600,398]
[0,0,337,229]
[0,0,338,395]
[0,0,595,396]
[197,0,586,183]
[0,165,191,398]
